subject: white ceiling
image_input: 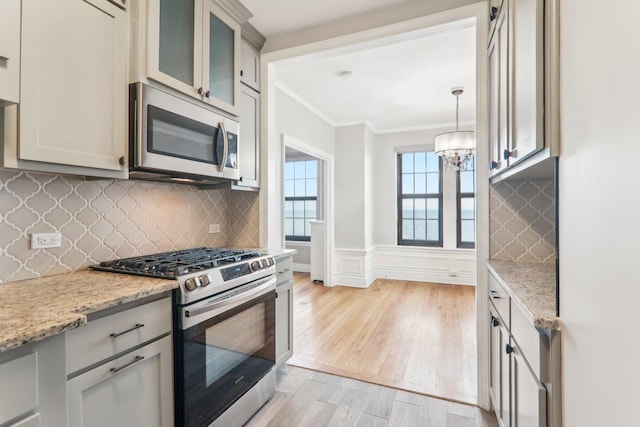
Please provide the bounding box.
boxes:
[272,22,476,133]
[239,0,477,133]
[241,0,416,38]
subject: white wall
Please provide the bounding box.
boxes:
[263,85,335,248]
[559,2,640,426]
[335,124,367,249]
[364,125,375,249]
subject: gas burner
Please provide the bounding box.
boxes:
[91,247,263,279]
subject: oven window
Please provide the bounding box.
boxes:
[176,290,275,427]
[147,105,218,164]
[205,303,265,387]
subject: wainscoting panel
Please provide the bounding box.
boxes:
[333,246,476,288]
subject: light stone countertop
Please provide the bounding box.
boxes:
[262,248,297,260]
[0,270,177,353]
[487,260,559,330]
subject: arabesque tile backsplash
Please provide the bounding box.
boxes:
[490,179,556,264]
[0,170,259,284]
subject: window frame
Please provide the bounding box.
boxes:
[456,158,476,249]
[396,152,444,247]
[284,159,319,242]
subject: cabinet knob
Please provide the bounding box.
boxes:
[491,316,499,327]
[197,87,203,95]
[503,149,511,160]
[505,344,514,354]
[489,160,498,170]
[240,70,244,77]
[205,90,210,98]
[239,176,244,182]
[119,156,126,167]
[490,6,498,21]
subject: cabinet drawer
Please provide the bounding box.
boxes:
[488,272,510,327]
[0,353,37,424]
[511,302,549,382]
[67,298,171,374]
[276,257,293,286]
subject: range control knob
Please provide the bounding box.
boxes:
[250,260,262,272]
[184,277,198,291]
[265,258,274,267]
[198,274,211,287]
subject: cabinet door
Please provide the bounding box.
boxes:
[202,0,240,115]
[500,327,512,427]
[67,335,173,427]
[512,343,547,427]
[0,0,20,106]
[275,279,294,367]
[147,0,203,100]
[240,39,260,91]
[488,5,508,175]
[489,308,502,417]
[236,86,260,188]
[19,0,127,173]
[508,0,544,165]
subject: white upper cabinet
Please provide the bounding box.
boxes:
[240,38,260,91]
[507,0,544,165]
[488,3,508,176]
[146,0,248,116]
[16,0,127,176]
[0,0,20,106]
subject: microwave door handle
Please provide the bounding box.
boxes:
[217,122,228,172]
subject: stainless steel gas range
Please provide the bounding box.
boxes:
[92,247,277,427]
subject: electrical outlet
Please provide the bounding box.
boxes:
[209,224,221,233]
[31,232,62,249]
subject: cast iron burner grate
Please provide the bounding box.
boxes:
[90,247,262,279]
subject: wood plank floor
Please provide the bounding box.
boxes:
[286,273,478,404]
[246,365,497,427]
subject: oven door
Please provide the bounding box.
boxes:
[130,83,240,181]
[175,277,276,427]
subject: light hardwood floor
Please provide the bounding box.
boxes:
[246,365,497,427]
[286,273,478,404]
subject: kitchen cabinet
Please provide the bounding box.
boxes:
[488,269,561,427]
[6,0,128,178]
[240,38,261,92]
[275,255,294,367]
[234,84,260,189]
[488,1,508,176]
[0,0,20,106]
[488,0,504,42]
[66,296,173,427]
[487,0,559,181]
[0,334,68,427]
[145,0,251,116]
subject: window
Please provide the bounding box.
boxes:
[284,159,317,241]
[397,151,442,247]
[457,156,476,248]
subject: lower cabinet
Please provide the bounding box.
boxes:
[275,256,294,367]
[67,335,173,427]
[66,296,174,427]
[0,333,67,427]
[489,296,553,427]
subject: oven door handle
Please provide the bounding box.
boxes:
[181,276,276,329]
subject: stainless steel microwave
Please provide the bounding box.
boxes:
[129,83,240,184]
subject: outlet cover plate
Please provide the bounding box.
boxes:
[31,232,62,249]
[209,224,221,233]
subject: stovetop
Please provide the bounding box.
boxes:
[91,247,263,279]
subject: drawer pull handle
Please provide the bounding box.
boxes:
[489,290,501,299]
[278,269,291,274]
[110,355,144,373]
[110,323,145,338]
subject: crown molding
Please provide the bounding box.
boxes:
[214,0,252,25]
[241,22,266,50]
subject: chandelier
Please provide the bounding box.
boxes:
[434,87,475,171]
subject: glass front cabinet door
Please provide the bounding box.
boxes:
[147,0,241,116]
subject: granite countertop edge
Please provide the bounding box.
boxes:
[486,260,560,331]
[0,270,178,353]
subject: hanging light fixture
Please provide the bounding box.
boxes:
[435,87,475,171]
